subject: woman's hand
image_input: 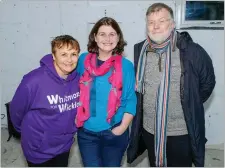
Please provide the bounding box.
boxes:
[111,113,134,136]
[111,125,127,136]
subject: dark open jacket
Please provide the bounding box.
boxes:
[127,32,216,167]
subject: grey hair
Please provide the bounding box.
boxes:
[146,3,174,19]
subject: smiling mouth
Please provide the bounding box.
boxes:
[103,43,112,46]
[65,64,73,67]
[152,32,162,34]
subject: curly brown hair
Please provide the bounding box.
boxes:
[88,17,127,55]
[51,35,80,54]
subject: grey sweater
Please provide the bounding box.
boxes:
[143,48,188,136]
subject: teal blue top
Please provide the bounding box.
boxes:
[76,52,137,132]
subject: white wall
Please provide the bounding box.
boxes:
[0,0,224,146]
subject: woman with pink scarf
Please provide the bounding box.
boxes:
[75,17,137,167]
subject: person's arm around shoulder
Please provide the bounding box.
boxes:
[9,76,32,133]
[76,52,88,76]
[194,44,216,103]
[111,59,137,135]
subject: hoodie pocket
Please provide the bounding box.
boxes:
[27,131,44,151]
[35,131,74,153]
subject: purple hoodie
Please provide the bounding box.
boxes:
[10,54,80,164]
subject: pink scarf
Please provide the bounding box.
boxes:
[76,53,123,128]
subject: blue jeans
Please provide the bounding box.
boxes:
[77,123,129,167]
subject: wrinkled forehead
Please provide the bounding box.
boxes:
[147,8,172,20]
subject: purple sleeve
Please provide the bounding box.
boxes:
[10,78,31,133]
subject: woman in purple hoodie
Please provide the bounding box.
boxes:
[10,35,80,167]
